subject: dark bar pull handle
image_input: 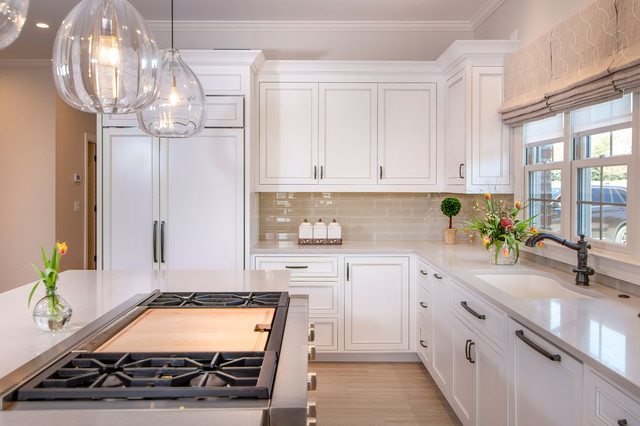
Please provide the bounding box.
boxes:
[379,166,383,180]
[160,221,166,263]
[320,166,324,179]
[419,302,428,309]
[152,221,158,263]
[515,330,561,362]
[468,340,475,363]
[346,263,350,281]
[420,340,428,348]
[285,265,308,269]
[313,166,317,179]
[420,270,429,276]
[461,301,486,320]
[433,273,443,280]
[618,420,628,426]
[465,339,470,361]
[459,163,464,179]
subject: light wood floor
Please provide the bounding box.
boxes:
[308,362,462,426]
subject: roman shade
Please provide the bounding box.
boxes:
[500,0,640,126]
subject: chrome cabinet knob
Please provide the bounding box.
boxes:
[307,372,317,391]
[308,323,315,342]
[307,401,317,418]
[308,345,317,361]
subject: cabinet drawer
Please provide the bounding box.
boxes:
[309,317,339,351]
[102,96,244,128]
[417,318,432,364]
[289,282,339,315]
[254,256,338,279]
[417,258,434,292]
[452,283,506,349]
[417,283,433,324]
[586,368,640,426]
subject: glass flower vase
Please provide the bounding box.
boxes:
[488,244,517,265]
[32,288,72,331]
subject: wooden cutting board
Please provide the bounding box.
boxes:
[95,308,275,353]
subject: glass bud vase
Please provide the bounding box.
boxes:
[32,288,72,331]
[488,244,517,265]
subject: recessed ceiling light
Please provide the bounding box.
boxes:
[36,23,50,29]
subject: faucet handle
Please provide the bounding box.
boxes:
[573,267,595,276]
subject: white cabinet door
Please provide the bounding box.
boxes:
[101,128,159,269]
[509,319,583,426]
[259,82,318,185]
[160,129,244,269]
[378,83,437,185]
[444,69,468,187]
[451,313,507,426]
[431,271,454,394]
[469,67,510,191]
[319,83,377,185]
[344,256,410,351]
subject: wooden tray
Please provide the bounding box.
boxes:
[95,308,275,353]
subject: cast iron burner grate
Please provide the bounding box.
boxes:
[16,351,277,401]
[143,292,288,308]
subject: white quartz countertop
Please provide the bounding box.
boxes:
[0,269,291,382]
[252,240,640,398]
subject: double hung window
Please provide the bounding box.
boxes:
[522,94,634,253]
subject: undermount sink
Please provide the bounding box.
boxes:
[473,271,602,299]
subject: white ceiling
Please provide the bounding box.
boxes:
[0,0,504,60]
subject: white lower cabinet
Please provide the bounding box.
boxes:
[584,367,640,426]
[344,256,410,351]
[430,269,454,393]
[509,319,583,426]
[450,313,507,426]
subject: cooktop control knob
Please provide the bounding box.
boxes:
[308,345,316,361]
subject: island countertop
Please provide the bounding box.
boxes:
[0,269,293,426]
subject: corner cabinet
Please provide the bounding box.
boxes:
[444,66,511,193]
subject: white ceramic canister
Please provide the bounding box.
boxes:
[313,219,327,239]
[328,219,341,239]
[299,219,313,239]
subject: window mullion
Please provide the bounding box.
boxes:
[564,111,573,242]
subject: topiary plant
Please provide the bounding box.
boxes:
[441,197,462,229]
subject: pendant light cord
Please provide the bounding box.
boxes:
[171,0,174,49]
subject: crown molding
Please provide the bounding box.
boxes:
[470,0,507,30]
[0,59,51,68]
[148,20,475,33]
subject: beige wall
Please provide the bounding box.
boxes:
[55,96,96,271]
[475,0,594,45]
[0,64,56,293]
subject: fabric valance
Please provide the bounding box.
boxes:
[500,0,640,126]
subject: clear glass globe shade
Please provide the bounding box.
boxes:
[137,49,207,138]
[52,0,159,114]
[0,0,29,50]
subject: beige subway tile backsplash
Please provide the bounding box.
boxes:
[258,192,513,242]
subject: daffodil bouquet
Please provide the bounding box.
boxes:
[28,242,68,309]
[464,193,538,262]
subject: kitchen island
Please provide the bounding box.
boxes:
[0,269,308,426]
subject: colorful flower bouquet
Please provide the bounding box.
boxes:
[463,193,539,263]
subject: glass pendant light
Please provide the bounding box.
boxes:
[52,0,159,114]
[137,0,206,138]
[0,0,29,50]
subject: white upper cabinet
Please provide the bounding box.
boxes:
[378,83,437,185]
[259,82,319,185]
[444,65,511,193]
[319,83,377,185]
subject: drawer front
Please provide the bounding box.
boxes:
[586,368,640,426]
[289,282,339,315]
[452,283,506,349]
[102,96,244,127]
[254,256,339,279]
[417,283,433,325]
[310,317,339,351]
[417,318,432,364]
[417,263,434,293]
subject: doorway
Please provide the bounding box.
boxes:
[85,134,97,270]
